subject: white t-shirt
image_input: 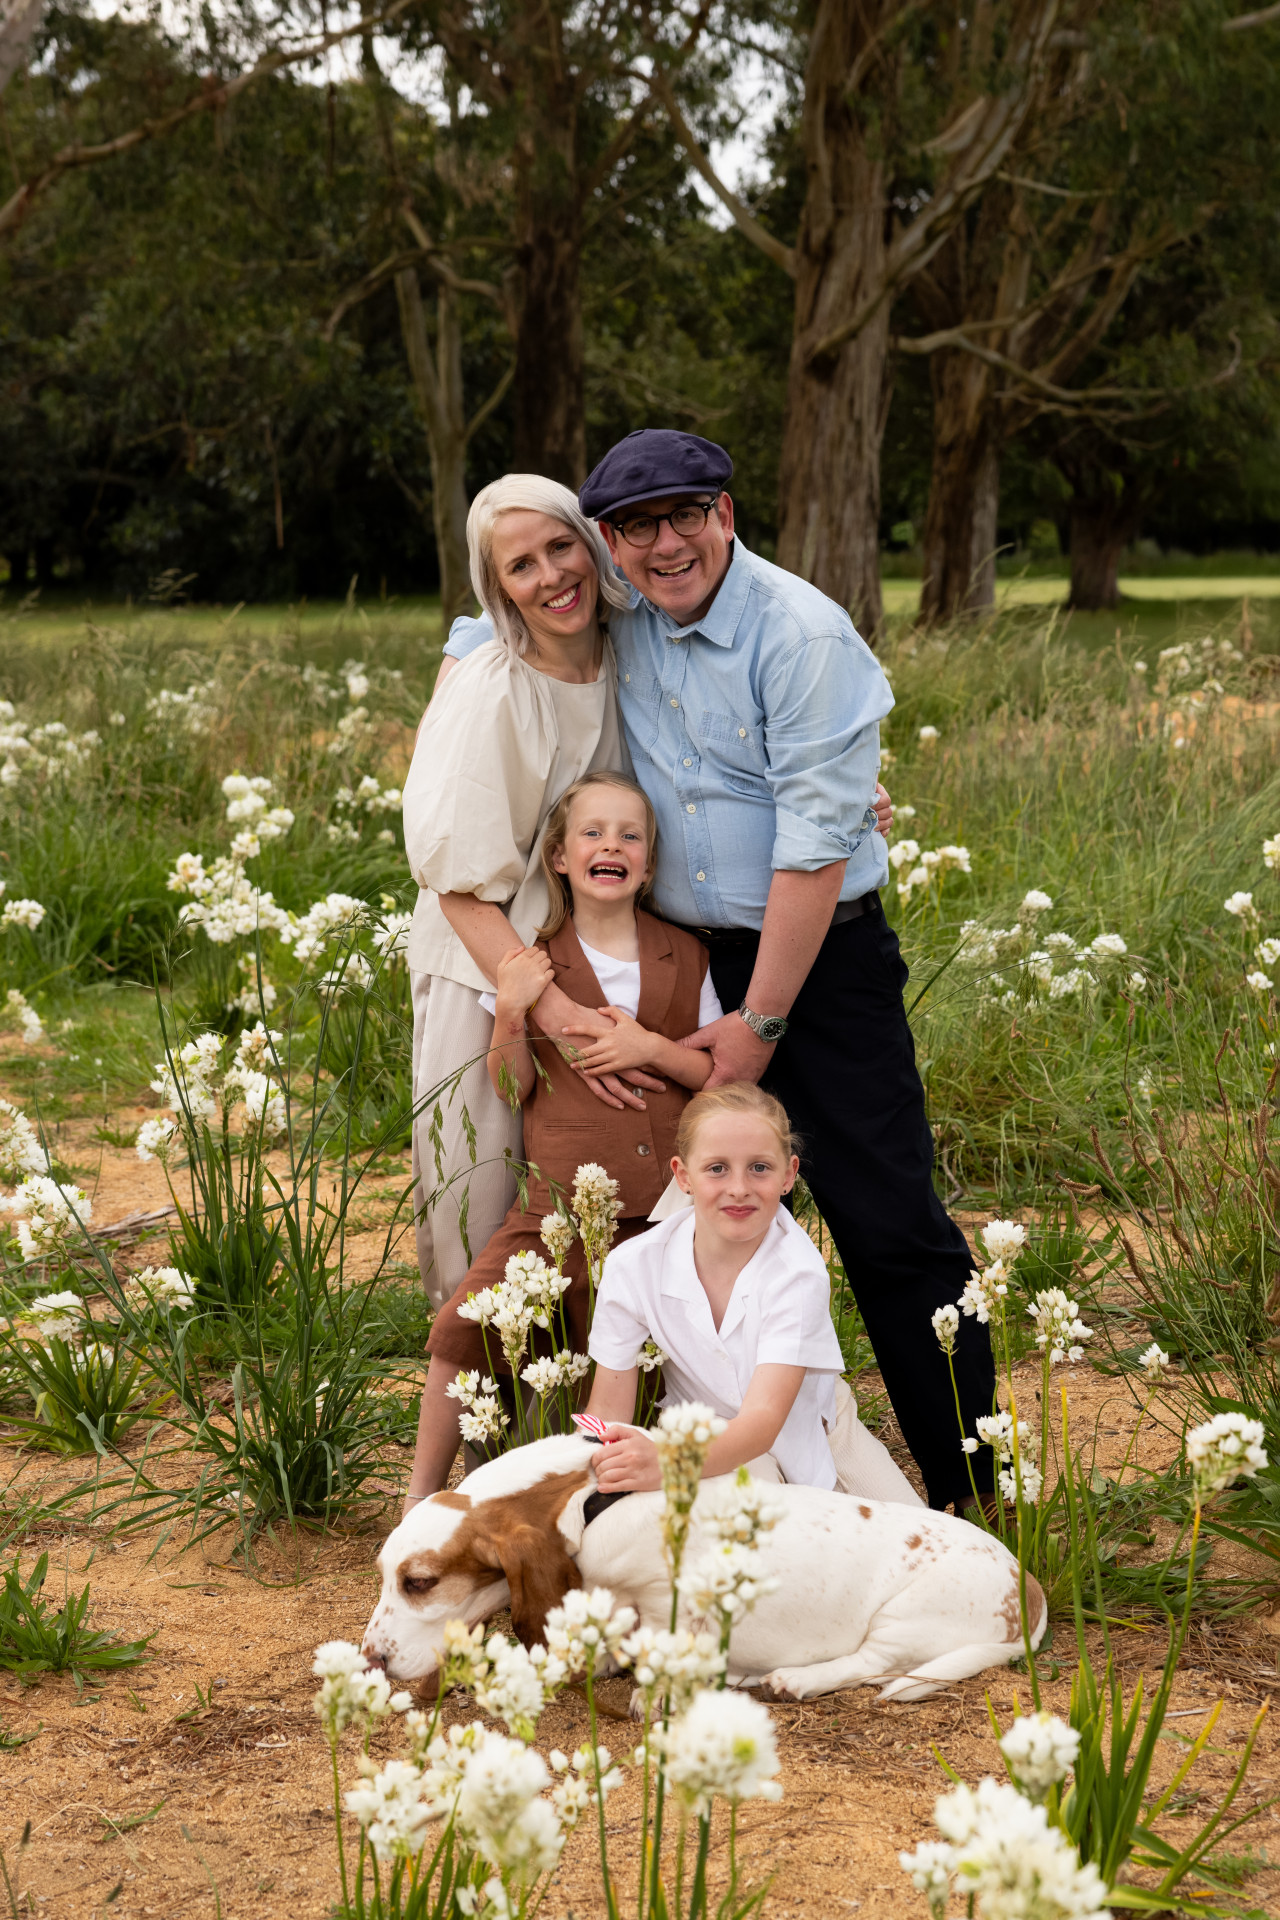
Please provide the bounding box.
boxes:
[480,936,723,1028]
[589,1206,845,1490]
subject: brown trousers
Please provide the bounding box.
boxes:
[426,1209,650,1373]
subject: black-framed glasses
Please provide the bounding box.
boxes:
[609,493,722,549]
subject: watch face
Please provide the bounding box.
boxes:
[757,1015,788,1043]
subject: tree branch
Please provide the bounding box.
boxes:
[650,63,796,277]
[463,357,516,443]
[891,323,1242,419]
[0,0,415,238]
[1223,3,1280,28]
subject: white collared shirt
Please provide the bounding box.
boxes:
[589,1205,845,1490]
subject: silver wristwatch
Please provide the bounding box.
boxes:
[738,1000,789,1044]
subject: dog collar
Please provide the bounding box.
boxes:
[583,1489,632,1528]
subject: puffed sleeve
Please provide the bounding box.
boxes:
[588,1245,653,1370]
[753,1228,846,1372]
[403,644,554,902]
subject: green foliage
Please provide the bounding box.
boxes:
[0,1549,151,1680]
[0,1327,163,1455]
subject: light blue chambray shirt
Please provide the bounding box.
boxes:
[443,539,892,930]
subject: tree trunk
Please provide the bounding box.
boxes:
[510,110,585,486]
[919,346,1002,622]
[0,0,45,92]
[775,1,892,636]
[394,268,473,626]
[1066,499,1134,610]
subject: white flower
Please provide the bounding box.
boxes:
[542,1586,636,1676]
[539,1211,577,1270]
[135,1116,176,1165]
[572,1162,622,1265]
[960,1263,1009,1325]
[929,1775,1110,1918]
[936,844,972,874]
[1256,938,1280,969]
[470,1635,566,1738]
[704,1469,786,1549]
[1245,970,1273,994]
[999,1713,1080,1798]
[130,1266,197,1310]
[888,838,921,871]
[454,1732,563,1885]
[1133,659,1148,674]
[458,1397,509,1446]
[932,1304,960,1355]
[895,804,917,821]
[521,1355,565,1397]
[1089,933,1127,958]
[0,1098,48,1182]
[344,669,370,702]
[618,1627,725,1707]
[1026,1288,1092,1365]
[1185,1413,1268,1499]
[4,989,43,1044]
[981,1220,1027,1266]
[918,725,940,744]
[1263,834,1280,872]
[549,1744,623,1828]
[1043,931,1077,953]
[344,1758,432,1861]
[653,1402,728,1570]
[3,1174,92,1261]
[312,1641,401,1735]
[27,1289,84,1341]
[372,912,413,962]
[1048,967,1085,999]
[1139,1342,1169,1381]
[1223,891,1258,923]
[681,1541,780,1626]
[1019,890,1053,918]
[637,1339,666,1373]
[663,1689,782,1816]
[2,897,46,931]
[899,1839,954,1918]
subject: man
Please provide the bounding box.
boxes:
[441,429,994,1512]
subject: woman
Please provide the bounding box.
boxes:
[402,475,642,1309]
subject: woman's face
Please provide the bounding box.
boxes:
[672,1113,799,1245]
[490,511,600,652]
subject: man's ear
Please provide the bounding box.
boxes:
[717,492,735,538]
[492,1524,582,1648]
[598,519,621,563]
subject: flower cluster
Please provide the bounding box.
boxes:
[1026,1288,1092,1366]
[457,1250,573,1376]
[619,1626,726,1711]
[1138,1341,1169,1382]
[148,1024,286,1141]
[549,1742,624,1828]
[372,910,413,964]
[443,1623,568,1741]
[573,1163,623,1272]
[999,1713,1080,1800]
[961,902,1137,1008]
[290,892,369,963]
[168,848,294,949]
[1,889,46,931]
[542,1586,637,1678]
[0,1175,93,1263]
[1185,1413,1268,1500]
[446,1370,510,1446]
[0,702,102,789]
[144,681,217,736]
[889,838,973,905]
[0,1097,47,1184]
[540,1210,576,1271]
[328,775,403,844]
[25,1288,85,1340]
[662,1689,782,1817]
[3,988,43,1045]
[652,1403,727,1574]
[900,1775,1109,1920]
[968,1410,1042,1505]
[126,1265,197,1311]
[312,1640,410,1739]
[1222,836,1280,993]
[521,1350,590,1398]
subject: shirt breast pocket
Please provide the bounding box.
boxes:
[698,708,763,764]
[621,671,662,753]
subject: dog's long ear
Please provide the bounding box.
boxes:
[492,1522,582,1648]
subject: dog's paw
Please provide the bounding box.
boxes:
[760,1667,812,1702]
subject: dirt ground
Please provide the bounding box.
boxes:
[4,1121,1280,1919]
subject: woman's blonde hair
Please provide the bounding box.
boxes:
[537,771,657,939]
[675,1082,801,1165]
[467,474,631,658]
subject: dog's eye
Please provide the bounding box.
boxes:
[402,1574,438,1598]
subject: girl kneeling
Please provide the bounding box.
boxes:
[585,1083,922,1502]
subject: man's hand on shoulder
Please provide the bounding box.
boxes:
[681,1010,774,1089]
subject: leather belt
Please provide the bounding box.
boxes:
[675,890,881,947]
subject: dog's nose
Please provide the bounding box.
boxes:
[362,1648,387,1672]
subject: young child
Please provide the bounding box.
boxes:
[586,1082,923,1502]
[403,771,723,1509]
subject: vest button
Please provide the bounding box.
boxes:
[636,1143,652,1156]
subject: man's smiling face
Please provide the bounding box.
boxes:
[601,491,735,625]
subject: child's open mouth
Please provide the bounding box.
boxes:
[588,862,628,882]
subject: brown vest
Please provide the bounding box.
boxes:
[520,910,709,1219]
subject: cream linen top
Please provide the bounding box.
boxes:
[404,637,626,989]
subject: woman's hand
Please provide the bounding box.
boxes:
[593,1426,663,1492]
[561,1006,658,1076]
[493,944,556,1019]
[534,982,666,1112]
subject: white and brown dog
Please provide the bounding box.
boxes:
[362,1436,1046,1704]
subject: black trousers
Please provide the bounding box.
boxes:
[697,899,996,1508]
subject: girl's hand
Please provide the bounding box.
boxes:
[593,1426,663,1492]
[561,1006,657,1075]
[494,944,555,1018]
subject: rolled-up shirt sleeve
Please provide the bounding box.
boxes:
[444,612,495,660]
[762,628,892,874]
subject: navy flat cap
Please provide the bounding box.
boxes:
[579,429,733,520]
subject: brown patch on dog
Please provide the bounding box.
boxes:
[904,1534,922,1550]
[857,1504,872,1519]
[1000,1571,1046,1643]
[415,1470,591,1647]
[431,1491,471,1510]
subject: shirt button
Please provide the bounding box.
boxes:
[669,697,679,708]
[683,758,692,767]
[696,871,705,882]
[636,1143,651,1156]
[625,673,631,683]
[686,803,696,814]
[738,727,747,738]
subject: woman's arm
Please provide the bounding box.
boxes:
[485,947,555,1103]
[585,1365,641,1427]
[592,1364,806,1492]
[561,1009,713,1091]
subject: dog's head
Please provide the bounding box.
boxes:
[361,1464,592,1685]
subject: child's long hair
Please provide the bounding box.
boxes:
[537,771,658,939]
[675,1082,801,1164]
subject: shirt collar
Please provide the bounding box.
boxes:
[631,538,753,649]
